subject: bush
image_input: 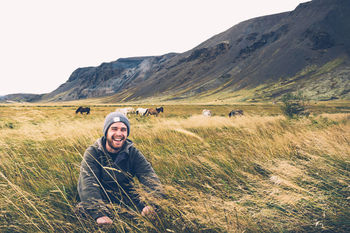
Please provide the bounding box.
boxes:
[280,93,309,118]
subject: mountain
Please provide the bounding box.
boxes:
[4,0,350,103]
[0,93,44,103]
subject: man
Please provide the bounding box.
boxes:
[77,112,162,225]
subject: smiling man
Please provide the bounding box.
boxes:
[77,112,162,225]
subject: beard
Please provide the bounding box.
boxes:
[106,135,125,152]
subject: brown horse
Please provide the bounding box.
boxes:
[146,107,163,116]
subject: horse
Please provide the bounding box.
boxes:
[136,108,148,116]
[202,109,211,117]
[116,107,135,116]
[156,106,164,113]
[76,106,90,114]
[228,110,243,117]
[146,107,164,116]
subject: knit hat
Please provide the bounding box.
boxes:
[103,112,130,137]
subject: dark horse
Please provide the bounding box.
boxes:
[76,106,90,115]
[228,109,243,117]
[146,107,163,116]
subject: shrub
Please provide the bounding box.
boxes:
[280,92,309,118]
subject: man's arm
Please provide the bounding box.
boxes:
[77,147,110,220]
[131,148,163,217]
[132,148,163,195]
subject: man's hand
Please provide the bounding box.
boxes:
[96,216,113,225]
[141,206,156,218]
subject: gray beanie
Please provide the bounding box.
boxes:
[103,112,130,137]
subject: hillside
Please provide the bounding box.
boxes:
[3,0,350,103]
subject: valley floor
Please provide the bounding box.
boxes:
[0,103,349,232]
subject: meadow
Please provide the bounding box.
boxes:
[0,102,349,232]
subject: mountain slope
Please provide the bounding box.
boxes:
[12,0,350,103]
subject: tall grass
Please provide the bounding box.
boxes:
[0,105,349,232]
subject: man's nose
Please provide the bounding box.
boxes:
[115,129,124,135]
[115,129,122,134]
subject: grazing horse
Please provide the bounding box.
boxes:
[76,106,90,114]
[228,110,243,117]
[202,109,211,117]
[136,108,148,116]
[146,107,164,117]
[156,106,164,113]
[116,107,135,116]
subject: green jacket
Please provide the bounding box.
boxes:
[77,137,162,219]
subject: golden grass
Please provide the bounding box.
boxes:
[0,104,349,232]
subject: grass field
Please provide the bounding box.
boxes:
[0,102,349,232]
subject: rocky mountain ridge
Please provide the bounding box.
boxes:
[2,0,350,103]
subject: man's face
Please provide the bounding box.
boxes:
[106,122,128,153]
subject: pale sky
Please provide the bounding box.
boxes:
[0,0,309,96]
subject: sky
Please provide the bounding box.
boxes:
[0,0,310,96]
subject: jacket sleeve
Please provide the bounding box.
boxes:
[77,147,110,219]
[131,148,163,197]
